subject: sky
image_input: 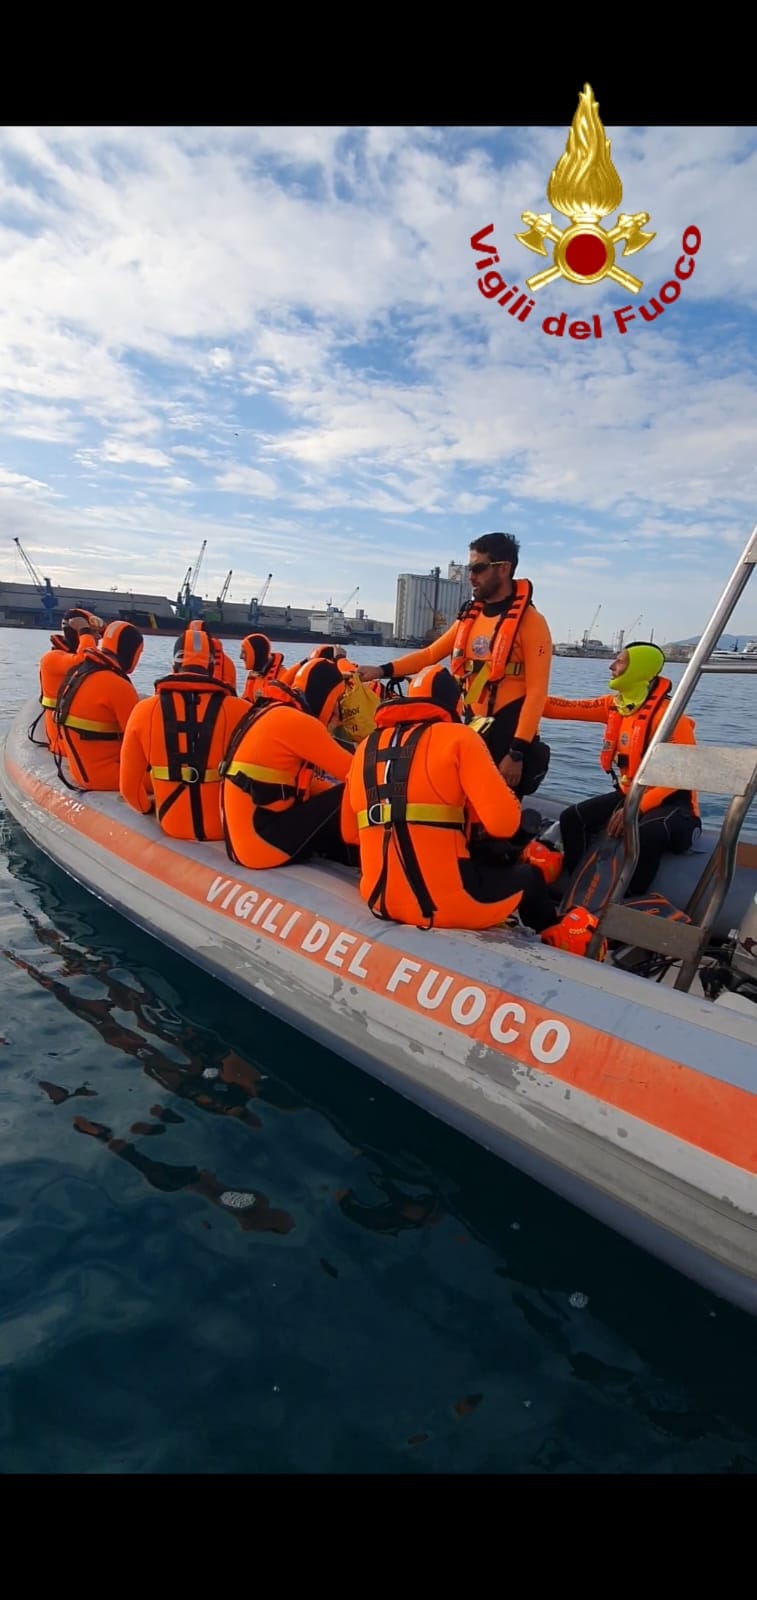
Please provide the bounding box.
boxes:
[1,117,756,646]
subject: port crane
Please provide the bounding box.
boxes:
[615,613,643,651]
[582,603,602,649]
[13,536,57,622]
[176,539,207,620]
[247,573,272,624]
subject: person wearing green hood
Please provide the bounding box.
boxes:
[537,640,701,907]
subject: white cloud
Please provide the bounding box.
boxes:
[0,122,755,642]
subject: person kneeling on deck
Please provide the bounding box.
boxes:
[340,664,559,934]
[220,657,355,870]
[119,626,250,840]
[239,633,285,703]
[536,642,700,948]
[37,609,103,751]
[54,620,144,792]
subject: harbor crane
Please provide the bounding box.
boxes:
[615,613,643,651]
[176,539,207,620]
[13,536,57,622]
[582,603,602,649]
[248,572,272,624]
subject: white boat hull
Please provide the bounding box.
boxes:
[2,699,757,1315]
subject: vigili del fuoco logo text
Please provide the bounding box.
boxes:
[470,84,702,339]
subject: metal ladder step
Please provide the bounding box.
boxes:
[638,743,757,797]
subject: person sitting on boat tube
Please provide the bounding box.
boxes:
[279,642,355,687]
[537,641,701,906]
[119,626,250,841]
[37,609,103,751]
[356,532,553,799]
[53,620,144,793]
[340,663,560,935]
[239,633,285,703]
[187,618,238,693]
[219,657,356,870]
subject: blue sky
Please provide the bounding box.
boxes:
[1,118,756,644]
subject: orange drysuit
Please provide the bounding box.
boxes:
[341,697,524,929]
[120,672,249,840]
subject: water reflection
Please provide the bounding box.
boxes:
[4,820,757,1466]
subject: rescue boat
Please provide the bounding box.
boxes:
[2,694,757,1316]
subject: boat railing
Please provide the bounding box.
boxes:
[587,519,757,984]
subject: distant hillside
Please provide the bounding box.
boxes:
[665,632,757,650]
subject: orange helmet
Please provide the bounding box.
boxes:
[292,657,345,725]
[173,627,213,675]
[240,633,273,672]
[100,620,144,674]
[66,608,104,633]
[407,664,462,721]
[310,643,346,661]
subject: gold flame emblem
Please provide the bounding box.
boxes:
[516,84,655,293]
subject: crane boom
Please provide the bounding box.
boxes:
[13,537,56,616]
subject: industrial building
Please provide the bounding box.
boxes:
[394,562,465,644]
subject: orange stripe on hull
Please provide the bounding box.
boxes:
[8,755,757,1178]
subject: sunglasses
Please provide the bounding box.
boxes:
[467,559,506,576]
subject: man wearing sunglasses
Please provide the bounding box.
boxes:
[358,533,552,796]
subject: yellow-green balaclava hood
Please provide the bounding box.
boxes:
[609,642,665,715]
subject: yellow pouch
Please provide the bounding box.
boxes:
[338,673,380,745]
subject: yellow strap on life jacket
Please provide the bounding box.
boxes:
[150,765,221,784]
[224,760,298,785]
[357,803,465,829]
[464,659,523,709]
[40,695,57,709]
[61,714,121,735]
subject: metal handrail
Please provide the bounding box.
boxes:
[586,518,757,961]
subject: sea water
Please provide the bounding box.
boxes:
[1,630,756,1474]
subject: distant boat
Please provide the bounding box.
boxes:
[707,641,757,667]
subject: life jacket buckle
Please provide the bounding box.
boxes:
[367,800,385,827]
[183,764,201,784]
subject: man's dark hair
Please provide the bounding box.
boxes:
[469,532,519,573]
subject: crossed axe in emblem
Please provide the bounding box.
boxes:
[516,211,656,293]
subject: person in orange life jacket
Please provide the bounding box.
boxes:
[540,641,701,897]
[54,620,144,792]
[239,633,285,703]
[220,657,356,870]
[37,611,103,750]
[340,664,558,932]
[119,626,250,841]
[279,643,355,687]
[358,532,553,799]
[187,618,237,692]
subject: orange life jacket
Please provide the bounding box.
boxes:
[53,650,133,790]
[149,671,235,839]
[242,652,285,703]
[219,687,317,865]
[600,677,673,793]
[354,699,467,925]
[220,689,314,806]
[450,579,533,712]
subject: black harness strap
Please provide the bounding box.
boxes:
[155,686,227,841]
[52,655,129,791]
[363,723,438,927]
[28,709,48,746]
[219,696,309,866]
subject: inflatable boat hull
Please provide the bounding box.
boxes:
[2,701,757,1316]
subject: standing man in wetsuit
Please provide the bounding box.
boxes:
[358,532,553,798]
